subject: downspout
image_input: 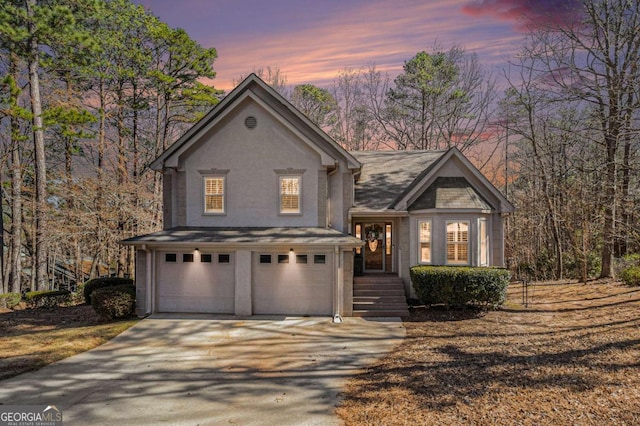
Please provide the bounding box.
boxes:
[333,245,343,323]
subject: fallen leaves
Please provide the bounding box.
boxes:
[337,279,640,425]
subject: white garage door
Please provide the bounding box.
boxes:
[252,251,333,315]
[157,251,235,313]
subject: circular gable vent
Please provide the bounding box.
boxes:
[245,116,257,129]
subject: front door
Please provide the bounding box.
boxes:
[363,223,385,272]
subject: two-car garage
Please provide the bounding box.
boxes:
[155,250,333,316]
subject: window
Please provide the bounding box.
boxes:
[165,253,177,263]
[279,176,300,214]
[259,254,272,264]
[355,224,362,254]
[200,254,212,263]
[218,254,230,264]
[479,218,489,266]
[183,253,194,262]
[204,176,225,214]
[296,254,307,264]
[418,220,431,264]
[314,254,326,264]
[277,254,290,264]
[385,224,392,255]
[447,221,469,264]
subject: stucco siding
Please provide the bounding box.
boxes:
[176,171,187,226]
[317,170,328,227]
[162,171,173,230]
[397,216,412,296]
[180,100,322,227]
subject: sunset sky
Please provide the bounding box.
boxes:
[134,0,581,92]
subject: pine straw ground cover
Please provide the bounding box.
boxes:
[0,304,138,380]
[337,280,640,425]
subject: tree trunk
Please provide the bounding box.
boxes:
[599,136,617,278]
[27,0,49,291]
[9,71,23,294]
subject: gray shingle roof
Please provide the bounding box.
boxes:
[122,227,362,246]
[408,177,492,210]
[349,150,445,211]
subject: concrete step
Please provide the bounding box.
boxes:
[353,296,407,303]
[352,274,409,317]
[353,303,408,310]
[352,309,409,317]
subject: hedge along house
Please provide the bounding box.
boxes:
[122,74,514,320]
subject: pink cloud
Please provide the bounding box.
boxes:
[462,0,582,30]
[138,0,528,92]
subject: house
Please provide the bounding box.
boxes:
[122,74,514,320]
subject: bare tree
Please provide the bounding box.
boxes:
[234,65,289,98]
[521,0,640,277]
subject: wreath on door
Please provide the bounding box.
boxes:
[366,229,380,252]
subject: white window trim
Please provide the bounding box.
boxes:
[278,175,302,215]
[203,175,226,215]
[478,217,489,267]
[418,219,432,265]
[446,220,470,265]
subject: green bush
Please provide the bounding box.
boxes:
[24,290,71,308]
[0,293,21,309]
[410,265,511,309]
[620,265,640,287]
[91,284,136,320]
[614,254,640,278]
[84,277,133,305]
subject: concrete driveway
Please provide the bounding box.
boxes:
[0,315,405,425]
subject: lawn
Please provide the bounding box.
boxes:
[0,304,138,380]
[337,280,640,425]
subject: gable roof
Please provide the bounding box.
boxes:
[408,177,492,210]
[350,150,445,212]
[150,74,360,171]
[351,148,515,214]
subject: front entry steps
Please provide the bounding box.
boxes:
[352,274,410,317]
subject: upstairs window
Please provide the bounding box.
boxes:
[447,221,469,265]
[204,176,225,214]
[279,176,300,214]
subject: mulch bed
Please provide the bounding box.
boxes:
[337,279,640,425]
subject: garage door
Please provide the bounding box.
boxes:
[252,251,332,315]
[157,251,235,313]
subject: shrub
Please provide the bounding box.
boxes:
[91,284,136,320]
[24,290,71,308]
[410,265,511,309]
[84,277,134,305]
[620,265,640,287]
[614,254,640,278]
[0,293,21,309]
